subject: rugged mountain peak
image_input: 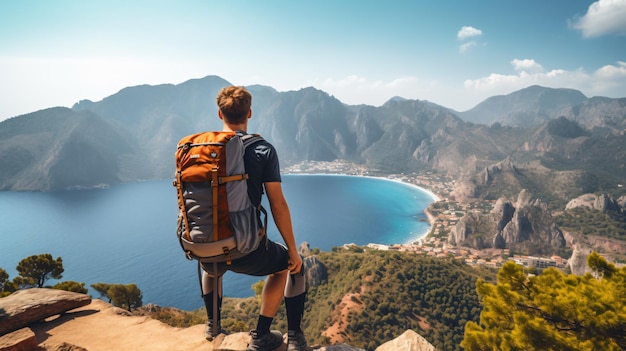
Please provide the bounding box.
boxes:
[460,85,587,127]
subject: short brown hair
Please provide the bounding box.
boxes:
[216,86,252,124]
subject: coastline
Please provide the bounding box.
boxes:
[376,175,441,202]
[283,172,440,201]
[365,174,440,244]
[283,172,441,244]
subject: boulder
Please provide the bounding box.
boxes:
[299,241,313,257]
[566,193,623,213]
[45,342,88,351]
[0,288,91,335]
[304,256,328,287]
[492,198,515,231]
[569,246,592,276]
[214,332,250,350]
[565,193,596,210]
[617,195,626,209]
[375,330,436,351]
[594,194,623,213]
[317,345,364,351]
[0,327,37,351]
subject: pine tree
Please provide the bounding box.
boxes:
[462,253,626,350]
[14,253,63,288]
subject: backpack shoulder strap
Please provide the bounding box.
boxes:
[241,133,264,149]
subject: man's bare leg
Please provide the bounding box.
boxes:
[260,269,288,317]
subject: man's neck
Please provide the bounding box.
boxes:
[222,123,247,133]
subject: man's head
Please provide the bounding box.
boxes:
[216,86,252,125]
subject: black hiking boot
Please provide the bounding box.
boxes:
[248,330,284,351]
[204,320,222,341]
[286,330,308,351]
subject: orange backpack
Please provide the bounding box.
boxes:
[173,131,266,264]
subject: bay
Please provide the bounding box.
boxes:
[0,174,436,310]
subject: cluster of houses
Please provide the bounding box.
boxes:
[361,243,567,270]
[284,161,570,271]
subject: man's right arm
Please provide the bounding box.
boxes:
[264,181,302,274]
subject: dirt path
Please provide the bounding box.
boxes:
[322,292,364,344]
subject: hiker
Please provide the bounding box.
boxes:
[200,86,308,351]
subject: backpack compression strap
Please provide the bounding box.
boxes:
[174,170,192,241]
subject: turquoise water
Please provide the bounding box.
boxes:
[0,175,435,310]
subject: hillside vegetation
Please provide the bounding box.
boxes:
[303,249,491,350]
[146,248,496,351]
[159,249,626,351]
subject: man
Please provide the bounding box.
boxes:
[200,86,308,351]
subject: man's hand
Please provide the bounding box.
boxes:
[288,251,303,274]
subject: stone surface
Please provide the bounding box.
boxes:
[2,289,434,350]
[569,246,592,276]
[375,330,436,351]
[316,345,364,351]
[0,288,91,335]
[566,193,623,213]
[47,342,88,351]
[453,190,565,253]
[0,327,37,351]
[304,256,328,287]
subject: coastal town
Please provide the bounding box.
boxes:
[283,160,569,271]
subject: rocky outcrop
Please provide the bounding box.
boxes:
[498,191,565,254]
[618,195,626,209]
[1,288,435,350]
[453,190,566,255]
[478,157,517,184]
[450,180,478,202]
[317,345,364,350]
[375,330,436,351]
[299,241,313,257]
[300,241,329,287]
[586,236,626,257]
[0,288,91,336]
[565,193,623,214]
[494,198,516,231]
[0,289,92,351]
[304,256,329,287]
[568,246,592,276]
[0,328,38,351]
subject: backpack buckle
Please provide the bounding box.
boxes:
[223,247,232,265]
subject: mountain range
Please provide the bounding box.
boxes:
[1,75,624,210]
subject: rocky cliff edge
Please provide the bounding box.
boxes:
[0,288,436,351]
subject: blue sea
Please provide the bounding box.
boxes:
[0,175,435,310]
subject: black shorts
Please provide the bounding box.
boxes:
[201,235,289,278]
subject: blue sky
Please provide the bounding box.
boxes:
[1,0,625,121]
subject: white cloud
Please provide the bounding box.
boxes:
[590,61,626,92]
[457,26,485,53]
[570,0,626,37]
[459,41,477,54]
[464,59,626,100]
[457,26,483,40]
[511,59,545,73]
